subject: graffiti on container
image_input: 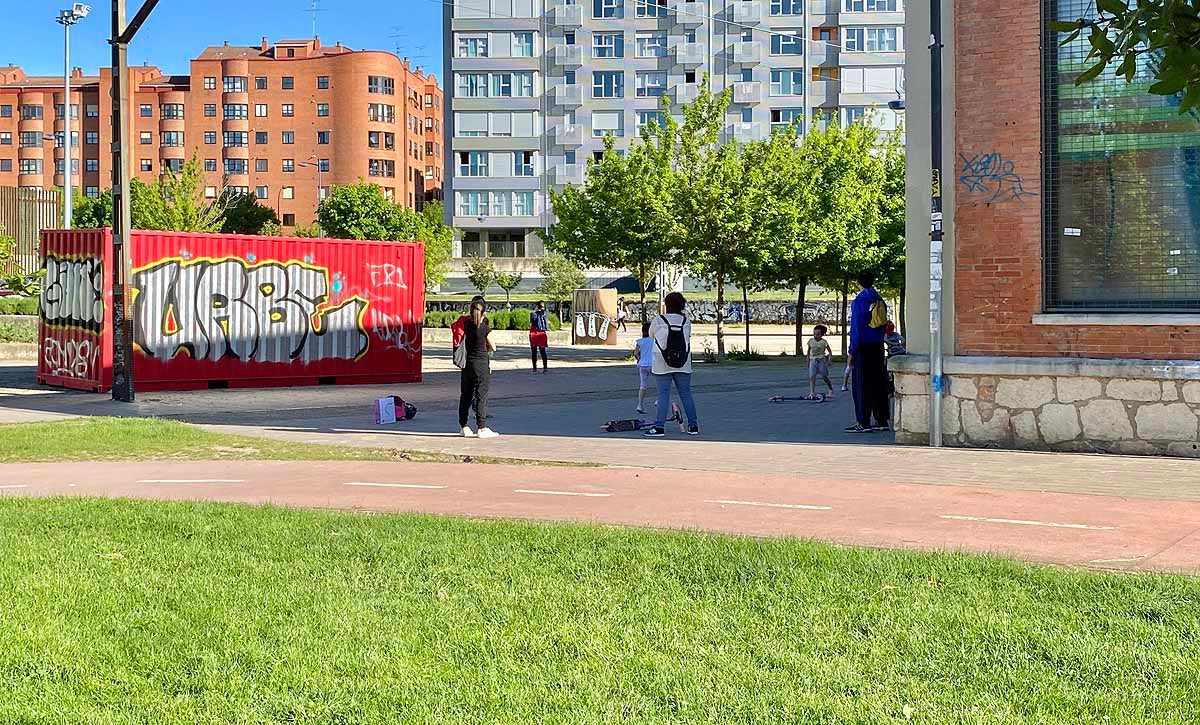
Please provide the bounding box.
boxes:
[958,152,1037,203]
[574,312,611,341]
[367,263,408,289]
[42,335,100,380]
[373,309,420,354]
[41,256,105,332]
[132,257,369,364]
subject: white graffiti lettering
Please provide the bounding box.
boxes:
[42,336,100,380]
[132,258,369,364]
[41,256,105,332]
[373,310,420,355]
[367,263,407,289]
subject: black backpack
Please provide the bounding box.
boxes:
[657,315,689,368]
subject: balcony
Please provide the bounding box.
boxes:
[671,2,704,24]
[673,42,705,66]
[731,42,763,64]
[552,44,583,65]
[553,84,583,106]
[553,162,584,186]
[553,123,583,146]
[809,44,839,66]
[731,2,762,24]
[553,3,583,25]
[731,122,765,143]
[670,84,699,105]
[733,81,763,104]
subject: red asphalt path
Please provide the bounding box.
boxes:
[2,460,1198,574]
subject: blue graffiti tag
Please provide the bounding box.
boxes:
[958,152,1038,203]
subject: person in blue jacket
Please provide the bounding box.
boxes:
[846,270,890,433]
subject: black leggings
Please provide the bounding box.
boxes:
[531,346,548,369]
[852,342,890,428]
[459,359,490,429]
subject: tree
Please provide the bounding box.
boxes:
[874,131,907,334]
[465,257,497,296]
[129,154,228,231]
[221,193,280,235]
[260,220,284,236]
[495,271,523,302]
[73,190,114,229]
[537,253,586,315]
[293,222,321,238]
[1050,0,1200,112]
[419,201,454,291]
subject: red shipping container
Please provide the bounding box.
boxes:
[38,229,424,392]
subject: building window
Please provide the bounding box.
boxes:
[458,191,489,217]
[459,151,489,177]
[18,159,41,175]
[0,160,10,172]
[223,104,248,120]
[255,131,268,144]
[565,31,576,45]
[741,107,754,123]
[368,159,395,177]
[636,32,667,58]
[846,0,899,9]
[20,105,42,121]
[282,186,295,200]
[317,131,330,145]
[565,70,576,85]
[286,48,295,57]
[161,131,184,147]
[593,32,624,58]
[255,186,268,200]
[0,132,9,145]
[636,72,667,98]
[488,230,527,257]
[282,103,294,117]
[19,132,40,148]
[204,185,218,199]
[162,159,180,175]
[771,108,803,133]
[205,158,217,171]
[845,27,900,52]
[204,104,216,117]
[843,106,866,125]
[514,151,535,176]
[513,31,534,57]
[282,131,294,144]
[593,0,622,18]
[592,110,624,137]
[318,158,330,172]
[0,105,10,118]
[140,159,153,172]
[255,104,268,117]
[513,191,534,217]
[86,159,99,172]
[368,75,395,95]
[255,158,268,173]
[813,66,840,81]
[86,104,98,118]
[85,186,98,197]
[637,110,665,133]
[771,30,804,55]
[637,0,666,16]
[203,76,216,90]
[160,103,184,119]
[85,131,99,145]
[492,72,534,97]
[224,158,248,175]
[204,132,217,145]
[771,0,803,14]
[139,104,153,117]
[139,131,153,145]
[282,159,295,172]
[281,76,294,90]
[770,68,804,96]
[457,73,488,98]
[368,104,396,123]
[458,34,488,57]
[317,103,329,117]
[592,71,624,98]
[223,131,248,147]
[425,93,433,107]
[223,76,247,93]
[317,75,330,89]
[282,213,296,226]
[255,76,267,90]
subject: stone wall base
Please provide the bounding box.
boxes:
[890,356,1200,458]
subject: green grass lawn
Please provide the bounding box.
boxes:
[0,498,1196,724]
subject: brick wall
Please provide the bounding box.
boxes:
[952,0,1200,359]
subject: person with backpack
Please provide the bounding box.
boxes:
[529,301,550,372]
[846,270,890,433]
[644,291,699,437]
[452,296,499,438]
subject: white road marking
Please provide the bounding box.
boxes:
[343,482,447,490]
[514,489,611,498]
[705,499,832,511]
[0,485,29,490]
[136,479,245,484]
[940,515,1114,531]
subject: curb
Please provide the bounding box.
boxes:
[0,343,37,362]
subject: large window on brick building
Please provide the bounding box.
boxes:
[1045,0,1200,310]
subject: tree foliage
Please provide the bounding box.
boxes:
[129,154,228,232]
[465,257,497,296]
[495,271,524,301]
[1050,0,1200,112]
[537,253,586,311]
[221,193,281,235]
[73,190,114,229]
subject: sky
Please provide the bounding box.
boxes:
[7,0,445,80]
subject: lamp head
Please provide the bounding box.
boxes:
[57,3,89,24]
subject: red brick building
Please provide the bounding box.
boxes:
[0,37,443,229]
[894,0,1200,457]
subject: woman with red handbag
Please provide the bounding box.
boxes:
[529,301,550,372]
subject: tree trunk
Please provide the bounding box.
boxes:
[839,278,850,360]
[638,263,648,323]
[715,272,726,361]
[898,283,907,338]
[742,285,750,353]
[794,276,808,357]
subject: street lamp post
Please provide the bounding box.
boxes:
[928,0,945,447]
[56,3,90,229]
[299,156,323,236]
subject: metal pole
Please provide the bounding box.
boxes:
[63,21,73,228]
[110,0,135,402]
[928,0,944,447]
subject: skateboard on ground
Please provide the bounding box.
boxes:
[768,394,833,403]
[602,403,683,433]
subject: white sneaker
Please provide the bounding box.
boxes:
[460,426,476,438]
[477,428,500,439]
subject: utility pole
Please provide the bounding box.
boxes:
[57,3,90,228]
[928,0,945,447]
[109,0,159,402]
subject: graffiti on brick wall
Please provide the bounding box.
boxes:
[958,152,1038,203]
[41,256,105,332]
[132,257,369,364]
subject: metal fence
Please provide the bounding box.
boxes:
[0,186,61,274]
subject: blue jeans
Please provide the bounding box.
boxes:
[655,372,698,428]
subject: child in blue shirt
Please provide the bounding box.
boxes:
[634,322,655,414]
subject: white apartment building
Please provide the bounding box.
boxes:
[442,0,905,289]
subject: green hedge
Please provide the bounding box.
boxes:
[421,310,561,332]
[0,297,38,316]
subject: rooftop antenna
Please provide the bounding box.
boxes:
[306,0,327,38]
[388,26,430,62]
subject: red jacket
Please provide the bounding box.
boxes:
[451,315,468,349]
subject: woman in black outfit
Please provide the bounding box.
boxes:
[458,296,498,438]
